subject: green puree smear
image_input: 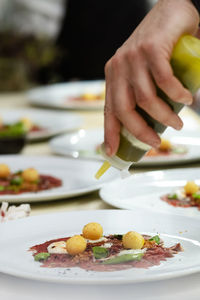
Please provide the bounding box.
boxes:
[34,252,50,261]
[192,193,200,199]
[102,253,144,265]
[168,194,178,199]
[92,247,109,259]
[0,185,5,191]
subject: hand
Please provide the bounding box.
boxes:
[104,0,199,156]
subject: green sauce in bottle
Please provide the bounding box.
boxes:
[96,35,200,178]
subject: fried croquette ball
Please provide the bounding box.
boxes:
[82,222,103,240]
[20,117,33,130]
[22,168,39,182]
[122,231,144,249]
[184,181,199,195]
[66,235,87,255]
[0,164,10,178]
[159,139,172,151]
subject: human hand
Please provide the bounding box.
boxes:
[104,0,199,156]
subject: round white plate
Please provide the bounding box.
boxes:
[0,109,82,141]
[1,209,200,284]
[50,127,200,166]
[100,167,200,219]
[0,155,119,203]
[27,80,105,110]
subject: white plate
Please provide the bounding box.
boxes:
[50,128,104,160]
[0,155,119,203]
[137,127,200,166]
[27,80,105,110]
[50,127,200,166]
[0,109,82,141]
[1,209,200,284]
[100,167,200,219]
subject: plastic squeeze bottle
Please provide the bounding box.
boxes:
[95,35,200,179]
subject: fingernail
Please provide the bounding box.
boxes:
[181,98,193,105]
[105,145,112,156]
[169,117,183,130]
[176,124,183,130]
[173,121,183,130]
[148,138,160,148]
[151,141,160,148]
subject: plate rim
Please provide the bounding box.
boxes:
[0,154,119,203]
[0,108,83,141]
[1,209,200,285]
[49,128,104,161]
[26,80,105,111]
[50,128,200,166]
[99,167,200,211]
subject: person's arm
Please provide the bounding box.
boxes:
[104,0,199,157]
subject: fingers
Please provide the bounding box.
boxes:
[105,75,161,152]
[147,52,193,105]
[104,53,186,157]
[118,108,161,148]
[104,108,121,156]
[131,61,183,130]
[104,83,121,156]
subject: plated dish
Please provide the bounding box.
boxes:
[31,221,182,272]
[0,164,62,195]
[0,155,119,203]
[0,109,82,141]
[0,209,200,284]
[100,167,200,219]
[50,128,200,166]
[27,80,105,110]
[137,136,200,166]
[161,180,200,210]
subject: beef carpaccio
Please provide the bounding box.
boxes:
[30,234,182,272]
[161,181,200,210]
[0,164,62,195]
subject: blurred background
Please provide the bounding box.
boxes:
[0,0,64,91]
[0,0,199,113]
[0,0,158,91]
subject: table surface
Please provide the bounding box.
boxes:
[1,92,200,300]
